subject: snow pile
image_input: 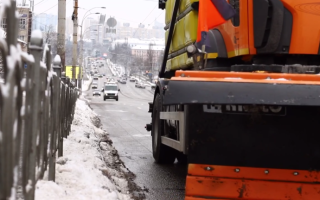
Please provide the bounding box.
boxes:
[81,76,92,92]
[35,99,138,200]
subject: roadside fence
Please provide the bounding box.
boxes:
[0,1,78,199]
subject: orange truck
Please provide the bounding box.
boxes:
[146,0,320,199]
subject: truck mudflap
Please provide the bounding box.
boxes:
[162,71,320,106]
[185,164,320,200]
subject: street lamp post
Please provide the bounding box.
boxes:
[78,13,99,89]
[77,6,105,88]
[79,24,102,87]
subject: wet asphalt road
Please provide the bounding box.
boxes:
[84,64,187,200]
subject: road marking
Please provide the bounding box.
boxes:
[104,110,128,112]
[132,134,150,137]
[137,107,141,109]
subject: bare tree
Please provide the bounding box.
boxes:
[131,56,144,75]
[155,50,164,72]
[43,25,55,44]
[65,40,73,65]
[42,25,59,60]
[109,42,132,66]
[145,43,155,72]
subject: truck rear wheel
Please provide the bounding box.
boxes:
[152,94,176,164]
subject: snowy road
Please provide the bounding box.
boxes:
[84,63,187,200]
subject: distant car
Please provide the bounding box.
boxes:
[92,84,98,89]
[92,90,101,96]
[129,77,135,82]
[150,83,156,90]
[98,74,103,78]
[135,82,145,89]
[119,79,126,84]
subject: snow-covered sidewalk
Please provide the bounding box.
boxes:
[35,98,145,200]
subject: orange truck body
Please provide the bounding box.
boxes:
[150,0,320,199]
[219,0,320,58]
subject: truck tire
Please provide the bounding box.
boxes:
[152,94,176,164]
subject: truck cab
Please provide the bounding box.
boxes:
[163,0,320,74]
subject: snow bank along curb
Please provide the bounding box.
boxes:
[82,75,92,92]
[35,99,147,200]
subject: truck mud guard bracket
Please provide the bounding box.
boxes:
[160,111,186,153]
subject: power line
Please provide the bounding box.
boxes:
[35,3,58,16]
[34,0,48,6]
[132,6,158,37]
[34,0,71,17]
[150,12,164,24]
[140,5,157,25]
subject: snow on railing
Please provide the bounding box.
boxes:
[0,1,78,200]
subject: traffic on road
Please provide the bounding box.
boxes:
[83,60,187,200]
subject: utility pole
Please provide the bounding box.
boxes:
[97,26,100,44]
[72,0,78,84]
[57,0,66,72]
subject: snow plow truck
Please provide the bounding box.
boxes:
[146,0,320,199]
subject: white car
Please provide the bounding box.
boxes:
[135,82,145,89]
[129,77,136,82]
[150,83,156,89]
[102,83,120,101]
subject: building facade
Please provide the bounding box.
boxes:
[116,25,164,40]
[32,13,58,32]
[0,6,30,52]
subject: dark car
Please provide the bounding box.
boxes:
[92,84,98,89]
[93,90,101,96]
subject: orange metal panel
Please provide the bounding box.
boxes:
[172,76,320,85]
[174,71,320,85]
[188,164,320,183]
[247,0,256,55]
[186,165,320,200]
[186,197,228,200]
[247,0,320,55]
[216,0,250,58]
[186,176,320,200]
[281,0,320,54]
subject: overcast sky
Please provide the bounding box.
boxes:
[17,0,165,27]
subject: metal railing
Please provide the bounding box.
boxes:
[0,1,78,200]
